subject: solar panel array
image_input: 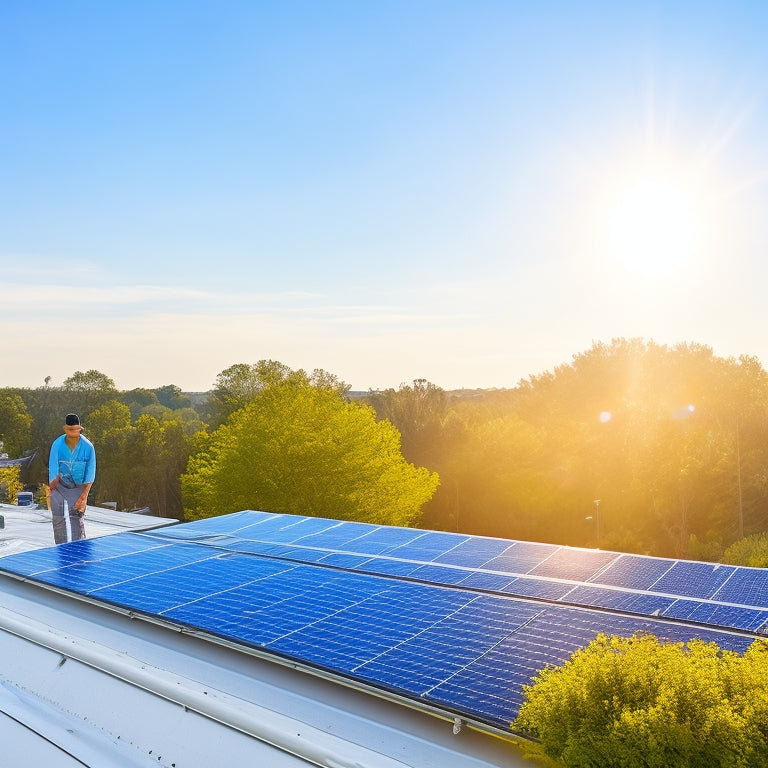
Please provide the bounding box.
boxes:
[0,510,765,731]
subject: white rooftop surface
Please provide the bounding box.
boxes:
[0,502,174,556]
[0,507,529,767]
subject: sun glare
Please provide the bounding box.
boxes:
[608,173,698,277]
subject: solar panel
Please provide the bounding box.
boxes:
[147,514,768,628]
[592,554,675,589]
[433,536,514,568]
[661,600,768,632]
[650,561,736,599]
[336,526,423,555]
[565,585,676,616]
[483,541,559,574]
[528,548,618,581]
[0,511,763,732]
[136,513,768,632]
[500,577,574,601]
[712,568,768,606]
[385,531,471,561]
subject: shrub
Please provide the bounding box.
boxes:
[722,533,768,568]
[513,633,768,767]
[0,466,22,504]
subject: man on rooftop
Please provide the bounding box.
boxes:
[48,413,96,544]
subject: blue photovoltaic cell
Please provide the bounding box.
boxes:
[386,531,471,561]
[354,557,421,577]
[353,595,542,695]
[501,577,574,601]
[292,521,377,549]
[457,572,517,592]
[335,526,424,555]
[592,554,675,590]
[712,569,768,607]
[318,552,373,569]
[483,542,559,574]
[650,562,736,599]
[244,515,340,543]
[662,600,768,632]
[529,548,618,581]
[237,540,306,558]
[408,564,475,586]
[433,537,514,568]
[270,546,330,563]
[151,509,271,539]
[2,511,765,732]
[0,532,165,576]
[566,585,676,616]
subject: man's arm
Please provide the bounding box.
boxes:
[75,441,97,513]
[48,436,60,491]
[74,482,92,513]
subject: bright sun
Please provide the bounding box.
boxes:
[608,174,698,277]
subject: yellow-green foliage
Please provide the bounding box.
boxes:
[182,380,439,524]
[513,633,768,768]
[723,533,768,568]
[0,466,22,504]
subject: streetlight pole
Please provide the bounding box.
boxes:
[736,417,744,540]
[593,499,601,548]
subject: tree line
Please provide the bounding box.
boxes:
[366,338,768,560]
[1,338,767,562]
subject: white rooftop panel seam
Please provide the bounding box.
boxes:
[0,606,412,768]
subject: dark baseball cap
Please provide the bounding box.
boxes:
[65,414,81,426]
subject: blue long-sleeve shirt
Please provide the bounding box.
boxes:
[49,434,96,487]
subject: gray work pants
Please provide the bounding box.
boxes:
[50,485,87,545]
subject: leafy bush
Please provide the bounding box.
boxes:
[513,633,768,768]
[722,533,768,568]
[0,465,22,503]
[182,379,439,525]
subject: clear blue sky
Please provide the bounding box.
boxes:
[2,1,767,391]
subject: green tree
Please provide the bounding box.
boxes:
[182,379,438,524]
[85,400,133,507]
[723,533,768,567]
[205,360,349,426]
[153,384,191,410]
[84,400,194,518]
[119,388,160,420]
[62,369,118,418]
[514,633,768,768]
[0,392,33,456]
[63,369,116,393]
[366,379,447,466]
